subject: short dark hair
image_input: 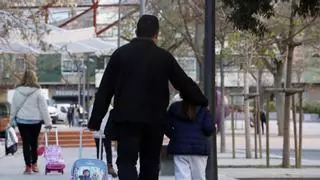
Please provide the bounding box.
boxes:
[136,15,159,38]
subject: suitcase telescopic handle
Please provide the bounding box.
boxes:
[44,126,58,146]
[79,128,103,159]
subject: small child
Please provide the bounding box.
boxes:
[166,93,214,180]
[89,102,118,178]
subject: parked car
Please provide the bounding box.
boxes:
[46,99,59,124]
[54,103,88,126]
[48,106,59,124]
[55,103,70,123]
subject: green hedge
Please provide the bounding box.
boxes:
[264,101,320,114]
[232,101,320,114]
[264,101,276,112]
[302,102,320,114]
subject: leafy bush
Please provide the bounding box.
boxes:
[264,101,276,112]
[302,102,320,114]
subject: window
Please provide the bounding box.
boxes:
[61,53,83,73]
[15,58,25,70]
[176,57,197,81]
[62,60,74,72]
[62,60,83,73]
[60,107,67,113]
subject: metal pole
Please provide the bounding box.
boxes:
[77,57,81,106]
[140,0,145,16]
[254,98,258,159]
[82,64,87,115]
[204,0,217,179]
[231,96,236,159]
[118,0,122,48]
[298,92,303,168]
[257,96,263,159]
[86,64,90,113]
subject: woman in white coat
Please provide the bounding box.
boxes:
[9,70,52,174]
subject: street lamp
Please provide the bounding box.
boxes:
[140,0,145,16]
[204,0,217,180]
[82,64,87,113]
[118,0,122,48]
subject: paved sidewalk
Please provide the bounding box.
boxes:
[217,150,320,167]
[0,147,236,180]
[219,168,320,179]
[2,121,320,179]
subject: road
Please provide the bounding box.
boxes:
[268,149,320,161]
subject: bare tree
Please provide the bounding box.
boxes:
[0,0,77,85]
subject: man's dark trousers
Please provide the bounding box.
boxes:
[115,122,164,180]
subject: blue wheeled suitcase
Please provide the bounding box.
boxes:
[71,129,108,180]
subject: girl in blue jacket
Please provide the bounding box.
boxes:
[166,93,214,180]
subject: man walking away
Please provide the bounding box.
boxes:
[88,15,208,180]
[67,104,74,127]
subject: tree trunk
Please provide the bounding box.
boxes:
[283,44,295,167]
[219,47,226,153]
[274,70,285,136]
[283,0,296,168]
[244,52,252,158]
[195,22,204,89]
[258,69,264,110]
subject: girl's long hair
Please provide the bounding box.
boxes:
[180,93,197,121]
[17,70,41,88]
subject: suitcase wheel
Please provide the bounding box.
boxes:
[61,169,64,174]
[45,168,48,175]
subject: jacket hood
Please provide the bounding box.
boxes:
[16,86,39,96]
[169,101,202,120]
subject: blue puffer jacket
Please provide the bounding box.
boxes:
[166,101,214,156]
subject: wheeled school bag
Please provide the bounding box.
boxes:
[44,127,66,175]
[71,128,108,180]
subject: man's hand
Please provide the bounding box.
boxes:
[87,119,100,131]
[87,128,96,132]
[7,121,16,129]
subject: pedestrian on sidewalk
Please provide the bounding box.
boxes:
[9,70,52,174]
[89,97,118,177]
[260,111,266,134]
[88,15,208,180]
[73,104,80,127]
[165,92,214,180]
[67,104,74,127]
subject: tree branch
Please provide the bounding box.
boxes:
[223,61,234,67]
[284,16,317,44]
[168,38,186,52]
[250,71,257,81]
[262,57,275,73]
[177,0,198,54]
[120,35,131,42]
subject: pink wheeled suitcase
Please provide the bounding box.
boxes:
[44,127,66,175]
